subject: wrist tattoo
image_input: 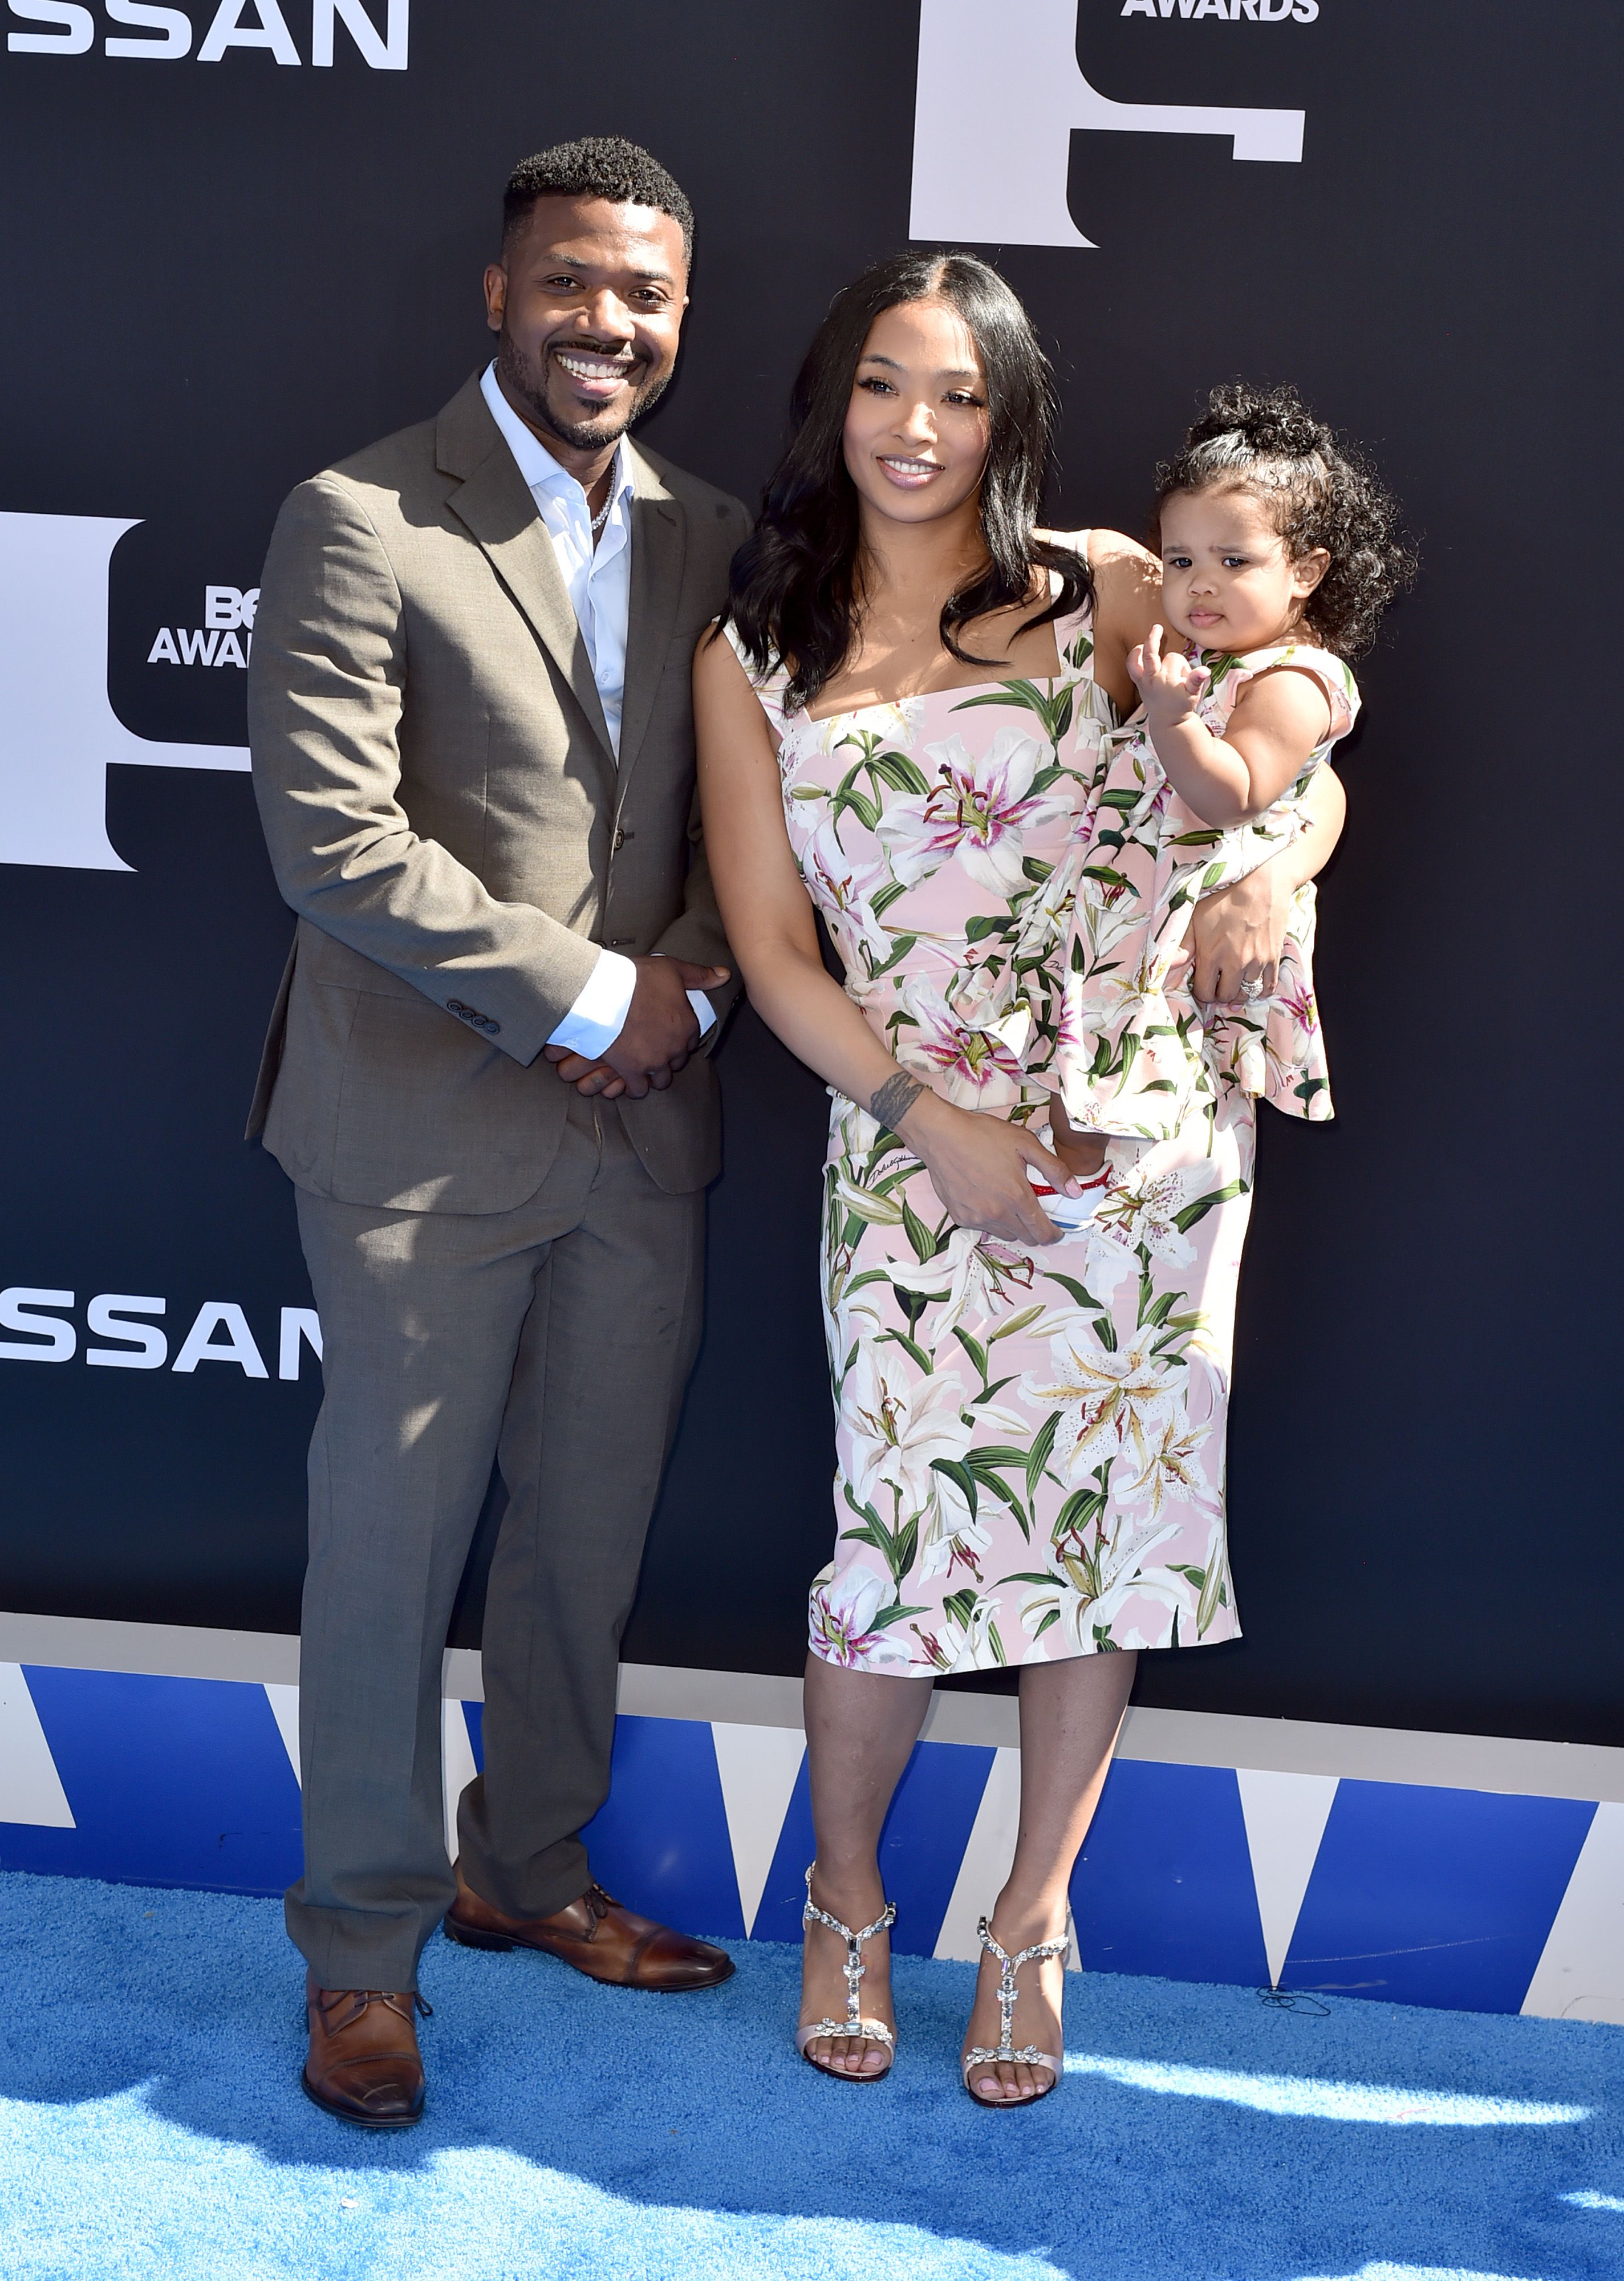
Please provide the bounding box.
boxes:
[870,1071,926,1134]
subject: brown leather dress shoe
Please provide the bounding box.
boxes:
[302,1971,429,2129]
[443,1862,734,1991]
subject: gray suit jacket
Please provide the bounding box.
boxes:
[246,374,750,1211]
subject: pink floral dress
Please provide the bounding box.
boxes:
[725,553,1356,1674]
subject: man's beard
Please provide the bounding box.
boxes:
[497,328,671,452]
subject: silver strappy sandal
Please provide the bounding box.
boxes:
[961,1915,1067,2108]
[795,1864,897,2083]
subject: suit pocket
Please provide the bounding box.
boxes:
[327,984,565,1214]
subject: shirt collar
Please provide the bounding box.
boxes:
[480,361,632,512]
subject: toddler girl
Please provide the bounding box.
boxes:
[1046,381,1414,1183]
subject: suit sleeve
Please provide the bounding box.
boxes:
[644,499,753,1046]
[247,473,600,1067]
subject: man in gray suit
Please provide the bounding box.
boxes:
[247,137,748,2128]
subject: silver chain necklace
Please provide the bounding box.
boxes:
[588,473,616,537]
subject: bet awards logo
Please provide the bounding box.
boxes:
[0,512,249,872]
[147,583,258,671]
[5,0,405,66]
[911,0,1309,248]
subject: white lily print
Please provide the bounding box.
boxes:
[877,728,1065,895]
[1116,1414,1218,1520]
[808,1562,914,1669]
[1094,1164,1202,1267]
[888,1227,1037,1337]
[898,974,1029,1107]
[844,1354,972,1513]
[804,819,894,966]
[1020,1508,1184,1654]
[1021,1326,1183,1484]
[916,1461,994,1584]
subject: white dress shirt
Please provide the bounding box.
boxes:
[480,363,713,1058]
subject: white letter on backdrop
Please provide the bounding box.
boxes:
[104,1,192,55]
[172,1301,269,1377]
[7,3,93,52]
[86,1294,168,1369]
[204,586,245,628]
[311,0,407,69]
[0,1289,75,1362]
[197,0,299,63]
[278,1307,323,1381]
[910,0,1303,247]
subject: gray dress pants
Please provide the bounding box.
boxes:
[284,1090,704,1991]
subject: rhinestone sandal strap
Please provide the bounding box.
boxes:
[801,1865,895,1949]
[974,1914,1068,2062]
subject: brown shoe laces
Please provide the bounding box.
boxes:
[579,1884,616,1941]
[315,1988,433,2033]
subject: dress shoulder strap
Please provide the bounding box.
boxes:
[718,619,794,741]
[1043,529,1095,668]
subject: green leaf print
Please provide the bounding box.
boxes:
[929,1456,979,1519]
[900,1197,937,1264]
[870,879,908,916]
[952,1326,989,1381]
[1031,1608,1062,1642]
[949,676,1075,747]
[1197,1558,1226,1639]
[831,786,882,834]
[880,1327,932,1375]
[867,750,932,797]
[1025,1411,1060,1500]
[1172,1179,1246,1233]
[872,1601,930,1631]
[866,933,919,980]
[1041,1272,1106,1311]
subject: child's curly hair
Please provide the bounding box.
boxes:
[1155,382,1416,658]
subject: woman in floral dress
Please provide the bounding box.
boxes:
[695,255,1346,2103]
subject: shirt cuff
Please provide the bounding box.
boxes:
[547,949,637,1060]
[546,950,718,1060]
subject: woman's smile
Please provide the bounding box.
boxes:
[876,453,944,488]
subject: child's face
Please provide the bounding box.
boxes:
[1158,485,1329,653]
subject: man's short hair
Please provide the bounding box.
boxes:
[502,136,695,266]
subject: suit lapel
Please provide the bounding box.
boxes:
[616,446,687,792]
[437,380,615,776]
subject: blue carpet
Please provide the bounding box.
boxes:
[0,1872,1620,2280]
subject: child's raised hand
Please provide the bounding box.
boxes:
[1127,624,1206,720]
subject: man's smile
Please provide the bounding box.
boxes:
[553,346,642,397]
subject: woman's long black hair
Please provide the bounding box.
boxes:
[722,250,1091,715]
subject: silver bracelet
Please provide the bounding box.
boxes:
[869,1071,926,1134]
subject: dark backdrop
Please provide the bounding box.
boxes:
[0,1,1616,1743]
